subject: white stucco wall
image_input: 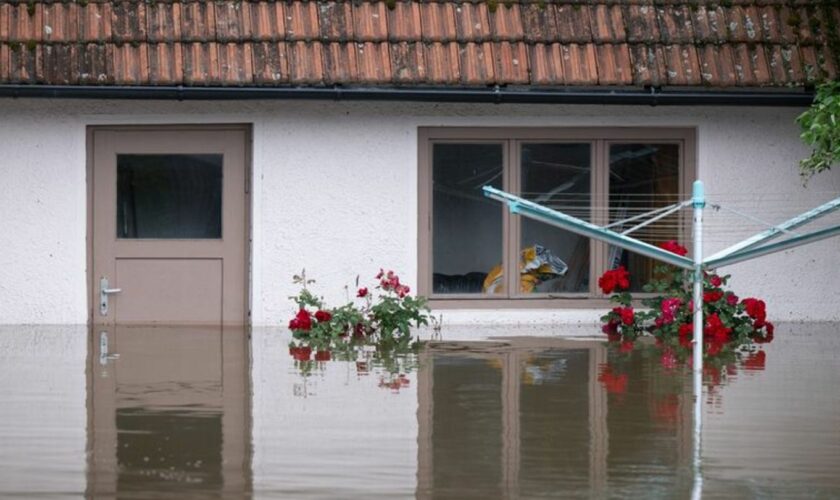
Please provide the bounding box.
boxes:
[0,99,838,325]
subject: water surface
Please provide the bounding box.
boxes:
[0,323,838,498]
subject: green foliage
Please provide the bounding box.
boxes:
[371,294,429,337]
[797,81,840,182]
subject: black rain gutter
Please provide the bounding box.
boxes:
[0,84,814,106]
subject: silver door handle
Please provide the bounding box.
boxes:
[99,277,122,316]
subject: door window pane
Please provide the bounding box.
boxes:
[117,154,223,239]
[608,144,681,291]
[519,144,591,293]
[432,144,503,294]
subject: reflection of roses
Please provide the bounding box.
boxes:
[660,348,677,371]
[653,394,680,426]
[598,365,628,394]
[290,345,312,361]
[314,350,331,361]
[743,350,766,370]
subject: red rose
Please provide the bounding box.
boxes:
[598,266,631,294]
[353,322,366,338]
[659,240,688,256]
[705,341,723,357]
[754,322,774,344]
[288,309,312,331]
[704,313,731,342]
[741,298,766,323]
[726,293,739,306]
[612,306,635,326]
[703,290,724,303]
[314,350,331,362]
[314,310,332,322]
[602,319,620,341]
[357,287,369,298]
[660,297,682,324]
[709,275,722,287]
[678,323,694,337]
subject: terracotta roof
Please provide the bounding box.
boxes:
[0,0,837,89]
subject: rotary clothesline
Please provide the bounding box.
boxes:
[483,181,840,366]
[485,181,840,500]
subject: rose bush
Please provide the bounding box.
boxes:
[288,268,430,341]
[285,269,429,381]
[600,240,774,376]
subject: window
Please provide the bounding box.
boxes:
[419,128,696,306]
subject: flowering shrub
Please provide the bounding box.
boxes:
[288,268,430,341]
[600,240,774,374]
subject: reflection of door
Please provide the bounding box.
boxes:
[87,327,251,497]
[90,126,249,326]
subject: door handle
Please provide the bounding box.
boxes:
[99,277,122,316]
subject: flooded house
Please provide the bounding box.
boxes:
[1,0,840,497]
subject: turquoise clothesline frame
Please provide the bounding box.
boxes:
[485,180,840,500]
[482,184,840,274]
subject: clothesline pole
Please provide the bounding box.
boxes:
[690,180,705,500]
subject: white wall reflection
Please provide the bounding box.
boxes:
[250,327,419,498]
[0,326,87,497]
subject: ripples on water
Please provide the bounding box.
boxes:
[0,323,838,498]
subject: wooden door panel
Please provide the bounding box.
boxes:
[115,259,222,325]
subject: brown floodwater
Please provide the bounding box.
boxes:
[0,323,838,498]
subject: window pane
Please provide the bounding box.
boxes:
[519,144,591,294]
[608,144,681,291]
[432,144,503,294]
[117,154,223,239]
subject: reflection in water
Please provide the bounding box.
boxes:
[0,324,839,497]
[87,326,251,498]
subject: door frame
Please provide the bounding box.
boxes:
[86,124,253,326]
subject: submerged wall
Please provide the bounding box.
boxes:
[0,99,838,324]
